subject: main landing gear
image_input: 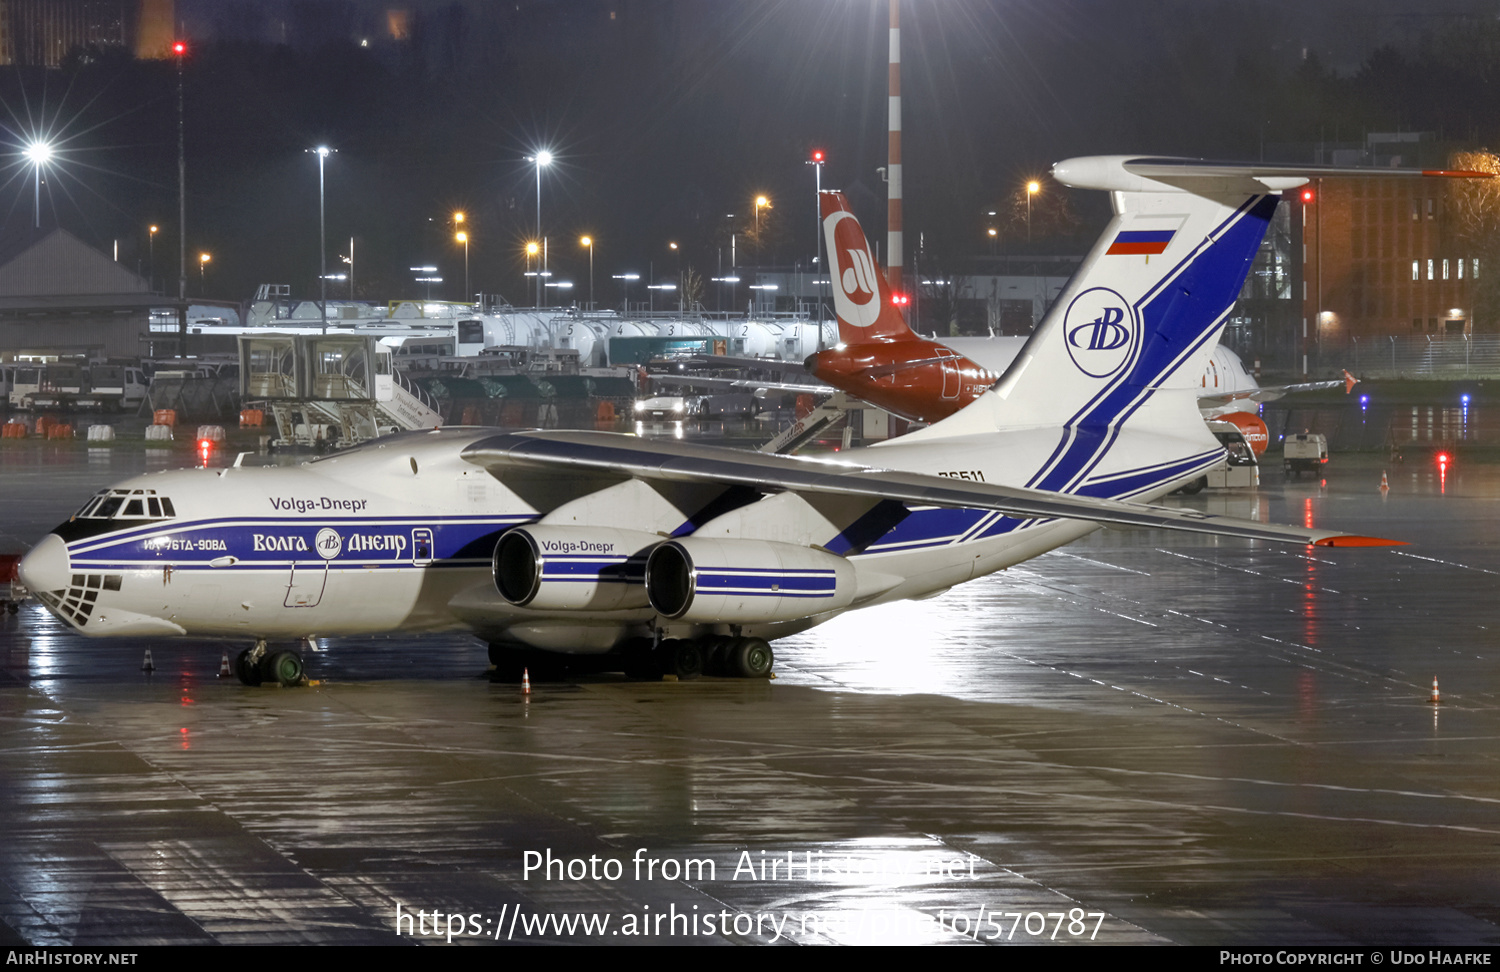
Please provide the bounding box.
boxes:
[235,640,306,687]
[624,634,775,680]
[487,635,776,683]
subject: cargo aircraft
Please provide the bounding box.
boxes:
[22,156,1438,686]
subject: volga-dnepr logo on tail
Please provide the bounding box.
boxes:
[1062,287,1138,378]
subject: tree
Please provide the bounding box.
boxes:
[1448,151,1500,331]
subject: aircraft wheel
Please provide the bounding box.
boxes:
[261,649,304,687]
[700,636,735,676]
[5,600,18,614]
[234,648,263,687]
[728,637,774,679]
[655,638,703,680]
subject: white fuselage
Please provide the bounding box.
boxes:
[23,420,1217,652]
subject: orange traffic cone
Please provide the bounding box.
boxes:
[1431,676,1441,704]
[1380,471,1390,492]
[141,648,155,673]
[522,667,531,695]
[219,650,231,678]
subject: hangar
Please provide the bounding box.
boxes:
[0,227,157,360]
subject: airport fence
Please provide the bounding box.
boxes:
[1320,335,1500,379]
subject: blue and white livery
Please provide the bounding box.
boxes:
[22,157,1426,684]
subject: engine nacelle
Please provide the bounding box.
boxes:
[493,526,662,611]
[645,538,856,624]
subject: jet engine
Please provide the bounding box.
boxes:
[645,537,856,624]
[493,526,662,611]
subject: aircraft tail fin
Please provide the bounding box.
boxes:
[820,191,915,344]
[900,156,1488,494]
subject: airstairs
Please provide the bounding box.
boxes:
[239,334,443,449]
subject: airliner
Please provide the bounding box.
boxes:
[22,156,1442,687]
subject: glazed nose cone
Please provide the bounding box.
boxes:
[18,534,70,593]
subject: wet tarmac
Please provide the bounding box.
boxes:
[3,438,1500,945]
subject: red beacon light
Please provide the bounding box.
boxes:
[891,293,909,307]
[1300,188,1315,203]
[1437,451,1451,466]
[172,40,187,55]
[811,149,825,163]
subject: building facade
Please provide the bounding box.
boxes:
[1295,133,1483,375]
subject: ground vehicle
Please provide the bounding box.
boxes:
[7,360,147,411]
[1284,433,1329,477]
[73,364,148,411]
[1205,421,1260,489]
[633,394,697,419]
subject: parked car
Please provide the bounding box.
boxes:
[633,395,697,419]
[1284,432,1329,478]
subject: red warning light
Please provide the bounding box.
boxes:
[891,293,909,306]
[172,40,187,55]
[1437,452,1450,465]
[1301,188,1315,203]
[811,150,825,163]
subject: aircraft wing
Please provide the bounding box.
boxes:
[1198,379,1344,409]
[650,372,831,396]
[681,354,813,373]
[461,430,1399,548]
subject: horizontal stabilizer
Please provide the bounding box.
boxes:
[1054,156,1494,194]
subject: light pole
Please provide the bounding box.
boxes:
[148,225,158,290]
[411,266,440,302]
[455,230,469,303]
[669,242,681,314]
[453,212,468,303]
[806,150,824,320]
[174,40,187,315]
[580,236,594,309]
[754,195,769,255]
[612,273,638,312]
[24,141,50,228]
[1026,180,1040,243]
[525,241,539,307]
[308,146,334,332]
[527,150,552,305]
[198,252,210,295]
[647,282,675,315]
[987,226,997,255]
[341,237,353,299]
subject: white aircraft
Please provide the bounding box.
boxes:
[21,156,1432,686]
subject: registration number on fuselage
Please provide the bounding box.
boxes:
[937,469,986,482]
[144,537,227,552]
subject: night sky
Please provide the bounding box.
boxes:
[1,0,1498,308]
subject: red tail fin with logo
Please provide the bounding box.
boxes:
[821,191,916,344]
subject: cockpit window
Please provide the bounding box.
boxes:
[75,489,176,521]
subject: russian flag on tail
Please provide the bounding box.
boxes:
[1107,229,1175,255]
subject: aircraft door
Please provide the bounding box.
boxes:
[940,354,961,400]
[284,561,328,607]
[412,528,433,567]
